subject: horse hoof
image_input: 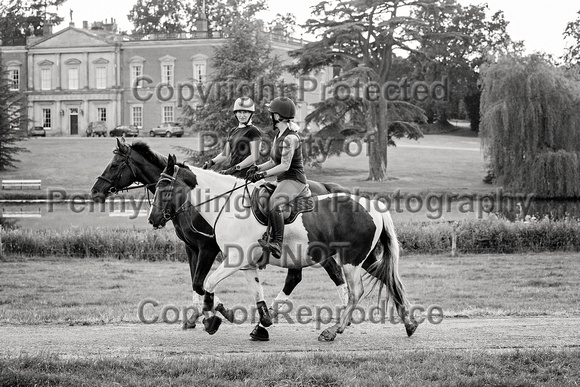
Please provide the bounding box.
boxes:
[250,324,269,341]
[318,329,336,342]
[182,319,196,330]
[405,321,418,337]
[215,303,235,323]
[203,316,222,335]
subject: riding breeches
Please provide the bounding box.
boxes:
[268,180,310,211]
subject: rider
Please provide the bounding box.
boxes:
[203,96,262,179]
[247,97,311,259]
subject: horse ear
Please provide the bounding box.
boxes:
[167,154,176,169]
[116,137,127,151]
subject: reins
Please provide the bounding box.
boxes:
[154,167,252,239]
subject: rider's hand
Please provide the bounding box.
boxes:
[245,165,258,179]
[202,159,215,170]
[219,166,236,175]
[248,171,266,183]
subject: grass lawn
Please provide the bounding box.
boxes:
[1,252,578,325]
[1,253,579,386]
[0,123,487,199]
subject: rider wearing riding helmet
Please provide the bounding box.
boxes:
[203,96,261,179]
[247,97,311,259]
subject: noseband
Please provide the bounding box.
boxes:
[153,165,192,221]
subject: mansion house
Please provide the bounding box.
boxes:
[1,20,329,136]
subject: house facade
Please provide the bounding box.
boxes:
[1,21,329,137]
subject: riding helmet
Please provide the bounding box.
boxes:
[233,97,255,112]
[267,97,296,120]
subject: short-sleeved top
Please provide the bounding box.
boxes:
[226,124,261,178]
[270,128,307,184]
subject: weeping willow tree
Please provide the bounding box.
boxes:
[480,55,580,198]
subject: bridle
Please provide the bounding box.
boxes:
[96,147,154,195]
[152,165,251,238]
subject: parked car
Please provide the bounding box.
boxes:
[86,121,108,137]
[29,126,46,137]
[149,122,184,138]
[110,125,139,137]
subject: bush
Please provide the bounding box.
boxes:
[398,217,580,255]
[2,217,580,259]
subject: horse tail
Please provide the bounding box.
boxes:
[369,211,410,311]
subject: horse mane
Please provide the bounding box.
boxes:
[130,141,167,169]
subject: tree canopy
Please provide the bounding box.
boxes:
[480,56,580,198]
[0,0,65,46]
[289,0,462,181]
[0,65,28,170]
[128,0,267,35]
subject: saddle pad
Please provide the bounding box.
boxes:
[250,183,315,226]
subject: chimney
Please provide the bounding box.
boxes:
[43,22,53,36]
[83,21,88,29]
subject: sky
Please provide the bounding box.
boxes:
[52,0,579,59]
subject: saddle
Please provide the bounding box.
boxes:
[250,182,315,226]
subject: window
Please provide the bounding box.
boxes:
[8,69,20,90]
[131,64,143,88]
[97,107,107,122]
[131,105,143,127]
[41,68,51,90]
[159,55,176,86]
[163,106,174,123]
[193,63,206,83]
[42,109,52,129]
[161,64,174,85]
[68,67,79,90]
[96,66,106,89]
[191,54,208,84]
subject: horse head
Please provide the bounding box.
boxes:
[91,138,164,203]
[148,154,197,229]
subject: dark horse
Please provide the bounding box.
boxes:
[91,138,348,326]
[148,155,418,341]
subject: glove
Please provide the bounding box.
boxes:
[245,165,258,179]
[202,159,215,170]
[247,171,266,183]
[219,166,237,175]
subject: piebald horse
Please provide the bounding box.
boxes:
[91,138,349,327]
[148,155,417,341]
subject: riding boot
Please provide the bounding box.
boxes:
[259,207,284,259]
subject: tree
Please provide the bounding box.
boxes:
[128,0,268,35]
[479,55,580,197]
[408,3,524,130]
[175,11,290,165]
[563,10,580,66]
[128,0,194,34]
[0,0,65,46]
[0,65,28,170]
[289,0,461,181]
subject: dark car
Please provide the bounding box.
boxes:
[149,122,184,137]
[29,126,46,137]
[86,121,108,137]
[110,125,139,137]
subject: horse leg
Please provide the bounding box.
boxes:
[269,268,302,318]
[319,263,364,342]
[201,254,251,335]
[183,245,202,329]
[320,257,348,307]
[240,269,272,341]
[240,269,272,328]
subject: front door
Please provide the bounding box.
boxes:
[69,108,79,135]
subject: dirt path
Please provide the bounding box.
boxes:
[2,317,579,359]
